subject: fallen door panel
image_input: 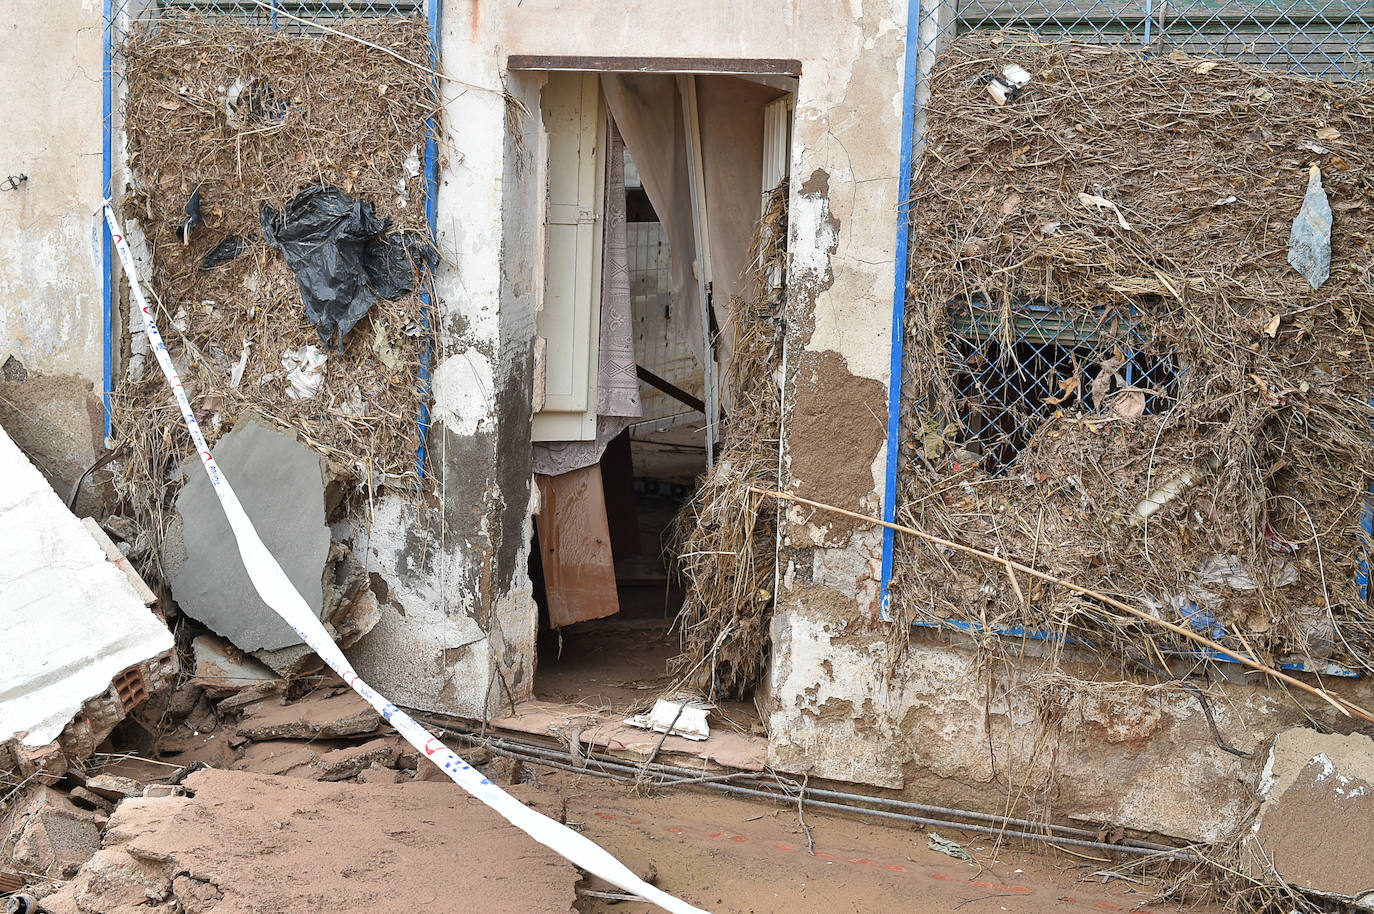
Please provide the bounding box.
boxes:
[535,465,620,627]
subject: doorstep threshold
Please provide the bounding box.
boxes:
[484,698,767,773]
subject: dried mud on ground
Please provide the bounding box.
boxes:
[7,679,1225,914]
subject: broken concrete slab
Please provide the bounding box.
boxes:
[3,788,104,881]
[310,737,402,781]
[42,769,579,914]
[84,774,143,802]
[0,424,175,765]
[234,689,382,741]
[166,415,332,654]
[1245,727,1374,909]
[163,416,382,676]
[190,633,279,697]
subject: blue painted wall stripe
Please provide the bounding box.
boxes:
[416,0,443,479]
[879,0,923,620]
[101,0,114,440]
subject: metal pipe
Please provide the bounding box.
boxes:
[878,0,926,618]
[416,0,442,479]
[423,718,1194,861]
[101,0,114,440]
[461,727,1173,852]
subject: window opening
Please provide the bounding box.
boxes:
[946,300,1178,474]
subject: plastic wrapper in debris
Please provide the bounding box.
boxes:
[625,697,711,740]
[261,186,387,347]
[261,186,437,347]
[281,345,326,400]
[1288,164,1332,290]
[201,235,251,270]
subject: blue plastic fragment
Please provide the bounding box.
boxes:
[1180,602,1226,640]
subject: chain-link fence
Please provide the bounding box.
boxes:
[882,1,1374,672]
[99,0,439,469]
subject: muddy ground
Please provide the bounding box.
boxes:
[1,673,1225,914]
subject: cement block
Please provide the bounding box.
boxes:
[169,416,330,652]
[234,690,381,741]
[85,774,144,801]
[1246,728,1374,909]
[190,634,279,697]
[7,788,102,879]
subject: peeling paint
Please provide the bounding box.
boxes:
[431,348,494,437]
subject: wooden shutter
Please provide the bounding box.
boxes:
[533,72,606,442]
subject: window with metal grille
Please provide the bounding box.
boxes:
[945,300,1179,474]
[953,0,1374,80]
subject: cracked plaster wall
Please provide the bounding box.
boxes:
[0,0,106,389]
[349,0,912,722]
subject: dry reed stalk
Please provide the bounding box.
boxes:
[752,486,1374,723]
[670,181,789,699]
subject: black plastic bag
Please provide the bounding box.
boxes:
[201,235,251,270]
[364,230,439,300]
[261,186,387,347]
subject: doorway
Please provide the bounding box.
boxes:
[525,65,794,730]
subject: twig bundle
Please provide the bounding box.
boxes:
[893,33,1374,675]
[671,181,790,699]
[112,14,437,569]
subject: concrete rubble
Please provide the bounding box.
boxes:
[1245,727,1374,909]
[162,415,381,676]
[188,634,278,698]
[2,789,104,883]
[41,768,579,914]
[0,424,175,780]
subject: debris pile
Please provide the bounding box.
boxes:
[671,181,789,699]
[892,33,1374,673]
[113,15,438,581]
[2,680,580,909]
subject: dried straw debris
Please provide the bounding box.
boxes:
[892,33,1374,675]
[671,181,790,700]
[113,14,438,567]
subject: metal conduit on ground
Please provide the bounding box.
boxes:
[413,715,1199,863]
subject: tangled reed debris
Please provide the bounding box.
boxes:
[671,181,789,699]
[892,33,1374,677]
[113,14,437,569]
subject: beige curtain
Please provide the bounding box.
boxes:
[602,74,785,409]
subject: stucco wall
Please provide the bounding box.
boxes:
[349,0,912,721]
[0,0,105,387]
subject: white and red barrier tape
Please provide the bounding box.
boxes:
[101,202,709,914]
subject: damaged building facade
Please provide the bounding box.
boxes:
[6,0,1374,885]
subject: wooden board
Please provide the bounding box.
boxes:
[535,465,621,627]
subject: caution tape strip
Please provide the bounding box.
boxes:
[101,202,709,914]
